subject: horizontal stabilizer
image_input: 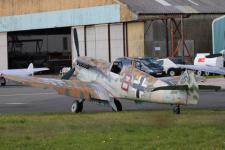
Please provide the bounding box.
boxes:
[151,85,189,92]
[152,85,221,92]
[199,85,221,91]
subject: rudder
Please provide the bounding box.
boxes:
[178,70,199,104]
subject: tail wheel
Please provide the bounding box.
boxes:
[112,99,122,112]
[173,105,181,114]
[71,100,83,113]
[0,77,6,86]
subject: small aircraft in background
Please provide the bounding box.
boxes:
[152,55,225,76]
[3,29,221,114]
[177,64,225,76]
[177,53,225,76]
[0,63,49,86]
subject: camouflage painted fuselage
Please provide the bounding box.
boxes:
[76,57,198,105]
[4,57,199,107]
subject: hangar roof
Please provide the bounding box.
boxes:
[119,0,225,15]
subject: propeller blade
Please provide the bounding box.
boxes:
[61,68,76,80]
[73,28,80,57]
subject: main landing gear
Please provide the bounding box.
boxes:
[0,77,6,86]
[71,100,84,113]
[71,98,123,113]
[173,104,181,114]
[112,99,122,112]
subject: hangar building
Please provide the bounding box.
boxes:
[0,0,225,72]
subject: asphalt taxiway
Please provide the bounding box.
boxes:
[0,82,225,113]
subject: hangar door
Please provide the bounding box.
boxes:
[110,23,124,62]
[0,33,8,69]
[86,24,109,61]
[72,23,125,62]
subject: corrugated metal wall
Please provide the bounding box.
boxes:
[0,5,121,32]
[0,0,114,16]
[0,0,135,23]
[144,15,220,58]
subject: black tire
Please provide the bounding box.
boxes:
[71,100,83,113]
[0,77,6,86]
[173,105,180,114]
[113,99,122,112]
[196,70,203,76]
[77,101,83,112]
[176,107,180,114]
[168,69,176,76]
[177,69,184,75]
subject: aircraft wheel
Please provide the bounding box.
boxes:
[204,72,210,76]
[173,105,180,114]
[196,71,203,76]
[0,77,6,86]
[168,69,176,76]
[112,99,122,112]
[71,100,83,113]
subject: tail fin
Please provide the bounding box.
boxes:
[178,70,199,104]
[27,63,34,76]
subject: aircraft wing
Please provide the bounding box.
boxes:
[0,68,49,76]
[27,63,49,74]
[3,75,112,101]
[0,64,49,76]
[33,68,49,73]
[0,69,30,76]
[177,64,225,75]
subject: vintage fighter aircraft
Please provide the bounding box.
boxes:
[3,29,221,114]
[0,63,49,86]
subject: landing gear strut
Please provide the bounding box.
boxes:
[0,77,6,86]
[112,99,122,112]
[71,100,84,113]
[173,105,181,114]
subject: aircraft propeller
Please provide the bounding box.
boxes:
[61,28,79,80]
[73,28,80,57]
